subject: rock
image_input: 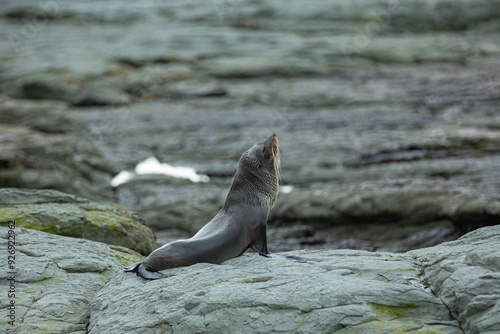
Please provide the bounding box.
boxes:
[117,64,228,99]
[88,226,500,333]
[355,36,471,64]
[114,54,198,68]
[113,176,224,234]
[7,62,226,105]
[76,95,499,250]
[389,0,500,32]
[76,85,131,106]
[411,225,500,334]
[267,225,380,252]
[91,251,454,334]
[0,210,497,333]
[11,76,82,105]
[270,181,500,251]
[1,5,145,24]
[267,225,329,251]
[146,79,227,99]
[0,188,158,255]
[1,0,500,269]
[231,0,500,33]
[199,57,327,78]
[350,126,500,167]
[0,97,116,202]
[121,64,196,96]
[0,96,85,134]
[270,181,499,227]
[0,226,143,334]
[12,76,131,106]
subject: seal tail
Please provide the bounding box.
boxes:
[124,262,172,280]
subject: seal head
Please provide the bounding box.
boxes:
[224,134,280,209]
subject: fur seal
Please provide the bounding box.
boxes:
[125,134,306,280]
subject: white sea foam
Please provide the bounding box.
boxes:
[280,185,294,194]
[110,157,209,187]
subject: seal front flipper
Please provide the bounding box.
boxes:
[250,225,307,263]
[124,262,173,280]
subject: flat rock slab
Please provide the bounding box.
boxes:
[1,225,498,333]
[89,229,500,333]
[89,250,457,334]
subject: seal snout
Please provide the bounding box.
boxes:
[264,134,278,151]
[263,134,280,177]
[263,134,278,158]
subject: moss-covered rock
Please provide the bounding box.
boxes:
[0,188,158,255]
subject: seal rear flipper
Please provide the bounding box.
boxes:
[137,264,173,280]
[124,262,173,280]
[124,262,142,272]
[259,252,307,263]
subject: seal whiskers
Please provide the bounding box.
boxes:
[272,136,281,183]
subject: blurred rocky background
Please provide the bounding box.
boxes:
[1,0,500,252]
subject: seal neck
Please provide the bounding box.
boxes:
[223,167,278,210]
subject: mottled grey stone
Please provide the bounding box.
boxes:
[411,226,500,334]
[0,227,143,334]
[1,222,498,334]
[87,232,499,333]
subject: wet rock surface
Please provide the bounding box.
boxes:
[0,96,116,202]
[1,0,500,250]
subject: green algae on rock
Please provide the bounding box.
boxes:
[0,188,158,255]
